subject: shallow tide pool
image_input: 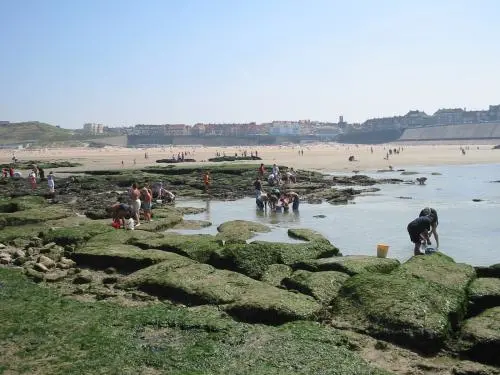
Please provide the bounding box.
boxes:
[172,163,500,266]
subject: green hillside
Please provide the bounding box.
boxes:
[0,122,75,145]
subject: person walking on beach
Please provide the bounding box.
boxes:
[129,183,141,226]
[407,214,435,255]
[47,171,55,194]
[419,207,439,249]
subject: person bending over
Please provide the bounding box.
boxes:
[407,214,434,255]
[419,207,439,249]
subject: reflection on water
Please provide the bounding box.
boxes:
[174,163,500,266]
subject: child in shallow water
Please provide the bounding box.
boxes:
[407,214,435,255]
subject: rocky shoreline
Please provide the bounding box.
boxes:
[1,162,499,374]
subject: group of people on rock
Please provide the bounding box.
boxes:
[263,163,297,186]
[2,164,55,193]
[109,181,176,230]
[407,207,439,255]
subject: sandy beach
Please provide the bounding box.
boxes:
[1,143,500,173]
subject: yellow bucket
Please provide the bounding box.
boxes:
[377,244,389,258]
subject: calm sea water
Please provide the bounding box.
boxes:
[174,163,500,266]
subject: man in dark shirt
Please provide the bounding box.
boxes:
[407,215,434,255]
[419,207,439,249]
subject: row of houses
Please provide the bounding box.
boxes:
[358,105,500,132]
[130,120,342,137]
[82,104,500,137]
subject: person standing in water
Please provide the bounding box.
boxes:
[419,207,439,249]
[286,191,300,211]
[254,177,262,198]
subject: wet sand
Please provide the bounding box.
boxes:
[1,143,500,173]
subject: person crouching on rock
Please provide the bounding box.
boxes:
[419,207,439,250]
[108,203,132,229]
[130,183,141,227]
[407,214,435,255]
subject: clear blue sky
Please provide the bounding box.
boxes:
[1,0,499,128]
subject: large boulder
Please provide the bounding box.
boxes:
[459,307,500,367]
[120,260,321,324]
[282,270,350,304]
[216,220,270,243]
[332,253,476,353]
[72,244,182,271]
[468,278,500,316]
[294,255,400,276]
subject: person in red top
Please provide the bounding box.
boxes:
[258,163,265,177]
[1,168,7,178]
[9,167,14,178]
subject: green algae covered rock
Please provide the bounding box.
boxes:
[398,252,476,292]
[0,206,72,229]
[282,270,350,304]
[172,220,212,230]
[0,224,46,245]
[135,215,183,232]
[459,306,500,366]
[0,267,391,375]
[215,239,338,280]
[0,195,46,213]
[332,253,476,353]
[72,244,179,271]
[287,228,330,243]
[85,229,162,247]
[131,233,223,263]
[469,278,500,315]
[120,260,321,324]
[261,264,293,287]
[42,222,114,247]
[294,255,400,276]
[216,220,270,243]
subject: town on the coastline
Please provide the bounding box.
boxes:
[80,104,500,138]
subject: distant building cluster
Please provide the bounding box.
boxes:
[83,123,104,135]
[82,104,500,137]
[352,104,500,132]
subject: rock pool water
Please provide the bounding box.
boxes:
[172,163,500,266]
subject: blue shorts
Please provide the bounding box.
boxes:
[142,201,152,211]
